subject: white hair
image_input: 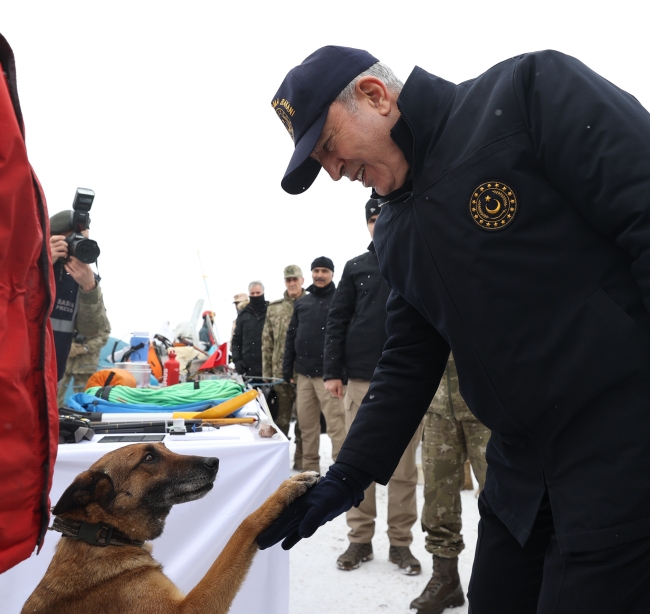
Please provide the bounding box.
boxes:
[248,280,264,292]
[335,62,403,113]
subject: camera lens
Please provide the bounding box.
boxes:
[71,237,101,264]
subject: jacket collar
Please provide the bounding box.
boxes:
[283,289,306,301]
[396,67,456,173]
[306,281,335,296]
[371,68,455,206]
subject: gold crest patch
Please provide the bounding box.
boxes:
[469,181,517,231]
[272,98,295,141]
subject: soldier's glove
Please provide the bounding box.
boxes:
[257,463,371,550]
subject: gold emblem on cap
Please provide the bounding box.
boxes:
[469,181,517,231]
[272,98,295,141]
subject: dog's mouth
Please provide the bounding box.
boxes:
[169,481,214,504]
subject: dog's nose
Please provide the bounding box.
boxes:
[204,457,219,471]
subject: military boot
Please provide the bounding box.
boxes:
[336,542,373,570]
[409,555,465,614]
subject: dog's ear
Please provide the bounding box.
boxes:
[52,470,115,515]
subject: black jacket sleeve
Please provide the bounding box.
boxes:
[514,50,650,317]
[231,315,243,365]
[323,261,356,381]
[282,308,299,381]
[336,290,450,483]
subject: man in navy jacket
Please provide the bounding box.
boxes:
[324,199,423,575]
[283,257,347,474]
[261,47,650,613]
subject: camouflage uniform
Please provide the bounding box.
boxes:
[262,288,306,440]
[421,353,491,558]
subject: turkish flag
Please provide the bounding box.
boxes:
[199,342,228,370]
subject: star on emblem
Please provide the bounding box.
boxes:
[485,195,491,201]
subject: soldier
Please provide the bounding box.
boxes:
[262,265,306,468]
[57,324,111,407]
[410,353,490,614]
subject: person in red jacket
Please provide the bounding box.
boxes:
[0,33,58,573]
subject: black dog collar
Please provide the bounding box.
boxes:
[50,516,144,547]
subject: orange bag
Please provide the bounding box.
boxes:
[148,345,164,382]
[85,368,137,390]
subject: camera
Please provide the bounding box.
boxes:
[65,188,101,264]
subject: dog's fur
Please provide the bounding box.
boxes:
[22,443,317,614]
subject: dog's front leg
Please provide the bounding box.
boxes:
[178,471,318,614]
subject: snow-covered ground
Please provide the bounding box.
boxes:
[287,425,478,614]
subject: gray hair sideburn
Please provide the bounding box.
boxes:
[335,62,403,113]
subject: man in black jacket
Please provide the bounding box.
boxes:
[231,281,267,378]
[261,47,650,613]
[324,199,423,575]
[283,257,346,474]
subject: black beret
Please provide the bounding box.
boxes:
[311,256,334,272]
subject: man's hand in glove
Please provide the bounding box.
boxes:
[257,464,371,550]
[235,361,248,375]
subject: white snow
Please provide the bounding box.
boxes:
[287,426,478,614]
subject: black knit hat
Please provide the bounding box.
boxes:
[49,210,74,234]
[366,198,380,222]
[311,256,334,272]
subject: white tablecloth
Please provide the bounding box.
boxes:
[0,425,290,613]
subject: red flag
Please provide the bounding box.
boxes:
[199,342,228,370]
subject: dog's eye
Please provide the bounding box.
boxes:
[143,453,156,463]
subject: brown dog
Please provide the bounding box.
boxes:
[22,443,317,614]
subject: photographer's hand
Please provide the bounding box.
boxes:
[50,235,68,263]
[65,257,96,292]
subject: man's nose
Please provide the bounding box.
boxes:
[320,154,343,182]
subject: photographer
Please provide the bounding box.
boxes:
[49,210,109,385]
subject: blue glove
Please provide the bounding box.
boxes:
[257,464,367,550]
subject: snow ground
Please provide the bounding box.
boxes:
[286,425,478,614]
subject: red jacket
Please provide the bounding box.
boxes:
[0,33,58,573]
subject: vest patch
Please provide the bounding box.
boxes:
[469,181,517,231]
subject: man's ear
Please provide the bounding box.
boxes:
[356,76,393,116]
[52,470,115,515]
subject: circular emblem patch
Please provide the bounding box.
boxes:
[469,181,517,231]
[275,107,295,141]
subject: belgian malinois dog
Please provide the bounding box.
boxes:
[22,443,318,614]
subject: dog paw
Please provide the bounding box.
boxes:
[279,471,319,505]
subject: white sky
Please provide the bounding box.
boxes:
[3,1,649,345]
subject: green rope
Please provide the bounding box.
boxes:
[86,380,245,407]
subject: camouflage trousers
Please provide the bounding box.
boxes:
[275,382,302,467]
[57,371,94,407]
[274,382,295,437]
[421,410,491,558]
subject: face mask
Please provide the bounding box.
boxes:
[249,294,266,307]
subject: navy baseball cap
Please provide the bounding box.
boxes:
[272,46,378,195]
